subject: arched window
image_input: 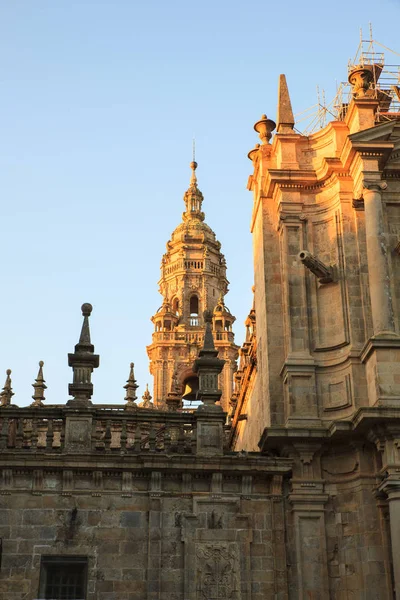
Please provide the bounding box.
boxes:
[172,298,179,315]
[189,295,199,315]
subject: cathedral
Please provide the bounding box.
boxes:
[1,40,400,600]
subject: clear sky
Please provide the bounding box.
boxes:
[1,0,399,406]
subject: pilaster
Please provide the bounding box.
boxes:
[284,443,329,598]
[370,423,400,598]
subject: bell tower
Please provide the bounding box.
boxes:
[147,161,239,410]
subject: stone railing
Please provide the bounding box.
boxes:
[0,406,198,456]
[152,330,235,343]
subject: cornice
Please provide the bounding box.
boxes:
[341,137,394,175]
[264,161,352,199]
[258,405,400,453]
[360,335,400,363]
[348,117,400,142]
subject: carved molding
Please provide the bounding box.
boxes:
[362,180,388,192]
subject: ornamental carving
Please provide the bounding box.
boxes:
[195,543,240,599]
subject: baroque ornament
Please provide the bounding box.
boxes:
[195,543,240,599]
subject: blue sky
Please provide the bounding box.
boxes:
[1,0,399,406]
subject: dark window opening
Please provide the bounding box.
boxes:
[189,295,199,315]
[38,556,88,599]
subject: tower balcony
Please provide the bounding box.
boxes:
[163,259,223,278]
[151,330,235,344]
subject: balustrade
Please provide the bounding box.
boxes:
[0,411,64,450]
[152,330,234,343]
[0,408,197,456]
[91,413,196,454]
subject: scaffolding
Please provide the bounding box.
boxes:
[295,25,400,135]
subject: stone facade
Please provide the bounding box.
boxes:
[0,408,292,600]
[230,58,400,598]
[0,309,291,600]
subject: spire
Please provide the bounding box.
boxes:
[193,310,225,411]
[0,369,14,408]
[202,309,216,353]
[67,303,100,406]
[139,384,154,409]
[183,161,204,221]
[31,361,46,407]
[78,303,92,348]
[124,362,138,410]
[277,74,295,133]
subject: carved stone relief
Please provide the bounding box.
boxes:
[195,543,240,599]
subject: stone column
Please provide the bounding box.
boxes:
[379,479,400,598]
[363,180,396,336]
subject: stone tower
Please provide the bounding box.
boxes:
[230,55,400,598]
[147,162,239,409]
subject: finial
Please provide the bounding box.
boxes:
[183,159,204,220]
[31,361,47,407]
[166,371,182,411]
[0,369,14,408]
[254,114,276,144]
[193,138,196,162]
[190,160,198,186]
[67,303,99,406]
[124,362,138,410]
[277,74,295,133]
[139,383,154,409]
[193,312,225,411]
[79,303,93,345]
[247,143,260,162]
[348,65,373,98]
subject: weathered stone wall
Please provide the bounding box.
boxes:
[322,444,392,599]
[276,440,392,600]
[0,476,290,600]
